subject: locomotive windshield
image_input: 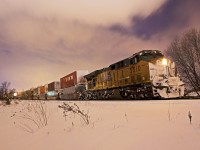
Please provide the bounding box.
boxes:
[139,50,163,61]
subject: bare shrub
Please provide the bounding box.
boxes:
[58,102,90,125]
[12,101,48,133]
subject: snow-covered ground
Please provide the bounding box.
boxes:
[0,99,200,150]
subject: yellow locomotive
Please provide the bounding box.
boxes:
[84,50,184,100]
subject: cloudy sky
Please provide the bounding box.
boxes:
[0,0,200,91]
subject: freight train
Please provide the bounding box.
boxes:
[82,50,184,100]
[19,50,184,100]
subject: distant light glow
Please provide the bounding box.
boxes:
[14,93,17,97]
[47,91,56,96]
[162,58,167,66]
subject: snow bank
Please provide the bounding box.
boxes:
[186,91,200,97]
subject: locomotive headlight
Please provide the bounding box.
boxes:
[162,58,168,66]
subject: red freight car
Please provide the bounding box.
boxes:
[60,70,88,99]
[60,70,88,89]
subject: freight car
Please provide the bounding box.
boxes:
[83,50,184,100]
[46,81,60,100]
[60,70,88,99]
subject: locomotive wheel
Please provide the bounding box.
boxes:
[129,94,137,100]
[120,90,129,98]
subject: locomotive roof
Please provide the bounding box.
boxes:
[84,50,163,79]
[84,70,101,80]
[109,58,130,69]
[129,50,162,58]
[84,67,110,80]
[109,50,163,69]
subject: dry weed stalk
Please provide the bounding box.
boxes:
[12,100,48,133]
[125,113,128,123]
[58,102,90,125]
[167,100,171,121]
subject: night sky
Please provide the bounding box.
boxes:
[0,0,200,91]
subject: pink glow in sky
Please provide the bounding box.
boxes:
[0,0,200,90]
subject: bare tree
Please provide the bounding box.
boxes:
[20,89,34,100]
[165,28,200,95]
[21,90,29,99]
[9,88,16,99]
[0,82,11,100]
